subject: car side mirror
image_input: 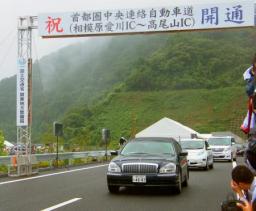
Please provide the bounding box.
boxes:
[110,150,118,156]
[179,151,188,156]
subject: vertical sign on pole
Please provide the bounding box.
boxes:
[17,58,28,126]
[53,122,63,168]
[102,128,110,161]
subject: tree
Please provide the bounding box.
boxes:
[0,130,5,155]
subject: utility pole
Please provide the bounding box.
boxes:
[16,16,38,176]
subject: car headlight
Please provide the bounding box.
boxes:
[224,147,231,152]
[159,163,176,174]
[108,162,121,173]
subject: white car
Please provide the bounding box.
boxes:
[180,139,214,170]
[207,136,237,162]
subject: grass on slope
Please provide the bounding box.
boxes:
[90,86,247,148]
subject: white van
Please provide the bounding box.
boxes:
[207,136,237,161]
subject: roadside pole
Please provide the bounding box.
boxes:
[53,122,63,168]
[102,128,110,161]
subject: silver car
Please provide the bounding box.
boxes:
[208,136,237,162]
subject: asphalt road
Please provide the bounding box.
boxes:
[0,160,235,211]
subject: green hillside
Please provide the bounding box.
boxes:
[61,86,248,150]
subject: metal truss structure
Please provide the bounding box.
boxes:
[14,16,38,176]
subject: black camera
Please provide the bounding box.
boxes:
[221,199,245,211]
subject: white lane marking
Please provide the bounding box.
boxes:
[0,164,108,186]
[232,160,237,168]
[41,198,82,211]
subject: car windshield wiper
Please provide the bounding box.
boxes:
[124,152,149,155]
[142,153,175,156]
[162,153,175,156]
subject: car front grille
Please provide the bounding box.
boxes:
[212,148,224,152]
[122,163,158,173]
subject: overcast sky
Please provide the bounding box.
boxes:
[0,0,251,81]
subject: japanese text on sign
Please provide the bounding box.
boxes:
[38,1,254,37]
[17,58,28,126]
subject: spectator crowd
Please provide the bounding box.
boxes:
[228,54,256,211]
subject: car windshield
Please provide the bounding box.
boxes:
[208,137,231,146]
[120,141,175,156]
[180,141,204,149]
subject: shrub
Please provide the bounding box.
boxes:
[0,165,7,174]
[72,158,86,165]
[38,161,50,168]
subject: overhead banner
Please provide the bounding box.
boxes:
[38,1,255,38]
[17,58,28,126]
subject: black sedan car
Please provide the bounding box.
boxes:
[107,137,189,194]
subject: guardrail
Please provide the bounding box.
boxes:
[0,150,112,166]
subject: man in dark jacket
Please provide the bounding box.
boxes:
[119,137,127,147]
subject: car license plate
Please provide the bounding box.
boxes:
[132,175,146,183]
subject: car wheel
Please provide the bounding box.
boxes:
[229,155,233,162]
[204,160,209,170]
[233,155,236,161]
[108,185,119,194]
[209,162,214,169]
[182,169,189,187]
[174,171,182,194]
